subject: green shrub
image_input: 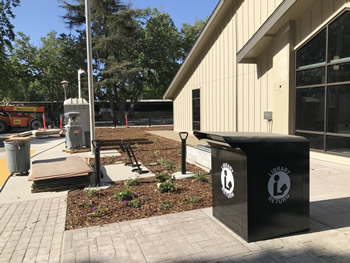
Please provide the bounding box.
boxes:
[158,180,177,193]
[194,171,207,182]
[157,158,175,169]
[115,188,134,201]
[175,165,181,172]
[105,157,113,164]
[80,200,94,208]
[87,189,97,198]
[184,196,202,203]
[156,171,169,183]
[157,157,167,166]
[125,177,139,186]
[128,199,142,208]
[91,207,104,217]
[165,160,175,169]
[159,201,174,209]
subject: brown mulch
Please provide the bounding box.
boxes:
[92,126,205,175]
[66,177,212,230]
[66,126,212,230]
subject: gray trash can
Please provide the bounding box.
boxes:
[4,137,31,174]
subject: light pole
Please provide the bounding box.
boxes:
[85,0,96,153]
[61,80,69,101]
[78,68,85,99]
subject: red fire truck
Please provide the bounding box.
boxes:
[0,105,44,133]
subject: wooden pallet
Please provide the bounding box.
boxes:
[62,148,91,154]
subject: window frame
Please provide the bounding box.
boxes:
[295,9,350,157]
[192,89,200,131]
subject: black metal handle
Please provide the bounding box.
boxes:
[92,139,103,149]
[179,132,188,174]
[179,132,189,141]
[92,139,104,186]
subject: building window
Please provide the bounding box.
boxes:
[192,89,200,131]
[296,10,350,156]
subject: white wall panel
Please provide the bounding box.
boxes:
[173,0,286,133]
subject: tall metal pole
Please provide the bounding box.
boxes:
[78,71,81,99]
[78,68,85,99]
[85,0,96,153]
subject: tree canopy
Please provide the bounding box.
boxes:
[1,0,207,115]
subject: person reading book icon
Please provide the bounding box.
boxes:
[224,170,233,191]
[273,174,287,196]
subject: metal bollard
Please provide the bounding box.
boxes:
[179,132,189,175]
[92,139,104,186]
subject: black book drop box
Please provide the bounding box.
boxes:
[194,132,310,242]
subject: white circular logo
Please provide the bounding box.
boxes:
[221,163,234,198]
[267,167,291,204]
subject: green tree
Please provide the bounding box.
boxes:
[0,0,21,98]
[141,8,182,99]
[181,18,207,60]
[0,0,20,47]
[8,32,38,101]
[62,0,145,120]
[32,32,85,109]
[9,31,85,113]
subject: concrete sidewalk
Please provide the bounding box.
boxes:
[0,158,349,262]
[0,132,350,262]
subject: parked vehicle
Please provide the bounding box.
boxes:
[0,105,45,133]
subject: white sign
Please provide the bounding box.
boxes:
[221,163,235,198]
[267,166,291,204]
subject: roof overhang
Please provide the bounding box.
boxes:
[164,0,236,100]
[237,0,315,63]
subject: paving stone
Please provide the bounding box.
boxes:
[75,248,89,262]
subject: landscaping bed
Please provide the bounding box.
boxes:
[66,126,212,230]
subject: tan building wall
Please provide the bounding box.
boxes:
[173,0,283,133]
[173,0,350,135]
[295,0,350,47]
[170,0,350,165]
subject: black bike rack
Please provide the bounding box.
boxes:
[119,140,149,174]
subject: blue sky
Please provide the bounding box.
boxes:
[12,0,218,46]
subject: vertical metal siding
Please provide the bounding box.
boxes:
[296,0,349,47]
[173,0,283,132]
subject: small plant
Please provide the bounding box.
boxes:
[175,165,181,172]
[156,171,169,183]
[134,142,139,148]
[165,160,175,169]
[184,196,202,203]
[125,177,139,186]
[154,137,159,143]
[158,180,177,193]
[80,200,94,208]
[90,206,104,217]
[177,148,182,154]
[157,158,175,169]
[115,187,135,201]
[194,171,207,182]
[87,189,97,198]
[154,150,160,158]
[105,157,113,165]
[128,199,142,208]
[157,157,167,166]
[159,201,174,209]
